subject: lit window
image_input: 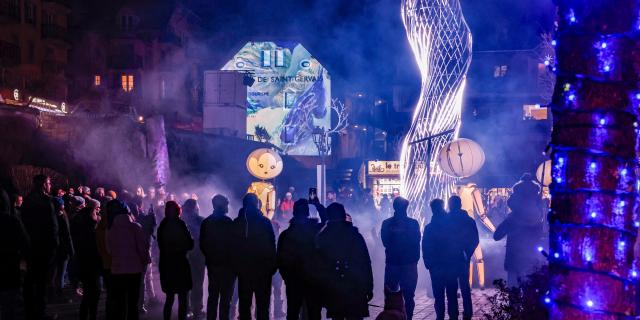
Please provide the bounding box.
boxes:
[94,75,101,86]
[261,50,271,67]
[275,50,285,67]
[523,104,548,120]
[493,65,508,77]
[121,74,134,92]
[284,92,295,108]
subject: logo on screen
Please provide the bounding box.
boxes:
[299,59,311,69]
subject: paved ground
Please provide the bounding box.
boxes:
[45,286,494,319]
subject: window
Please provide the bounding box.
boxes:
[120,15,134,31]
[94,75,101,86]
[523,104,548,120]
[275,50,285,67]
[493,65,508,78]
[160,79,167,98]
[121,74,134,92]
[44,12,54,25]
[25,2,36,24]
[261,50,271,67]
[284,92,295,108]
[27,42,35,63]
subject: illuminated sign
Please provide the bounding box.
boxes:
[28,96,68,114]
[0,89,68,114]
[368,161,401,176]
[222,41,331,156]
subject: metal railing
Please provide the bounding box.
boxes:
[42,24,70,43]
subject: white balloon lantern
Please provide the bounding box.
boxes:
[536,160,552,186]
[437,138,485,178]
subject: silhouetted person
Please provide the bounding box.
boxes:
[137,197,158,312]
[316,202,373,320]
[71,199,103,320]
[96,201,114,320]
[232,193,277,320]
[200,195,235,320]
[270,220,285,318]
[50,197,74,300]
[277,199,324,320]
[21,174,59,320]
[379,194,392,218]
[447,196,479,320]
[107,200,150,320]
[0,188,29,320]
[380,197,420,319]
[183,199,205,319]
[494,173,545,287]
[423,199,459,320]
[158,201,194,320]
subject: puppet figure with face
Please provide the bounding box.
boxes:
[246,148,284,219]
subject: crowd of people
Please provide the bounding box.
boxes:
[0,173,545,320]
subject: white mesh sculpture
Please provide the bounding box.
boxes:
[400,0,473,221]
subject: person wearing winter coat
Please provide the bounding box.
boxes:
[107,200,151,320]
[71,199,103,320]
[21,174,59,320]
[315,202,374,320]
[158,201,194,320]
[380,197,421,320]
[135,195,158,312]
[0,187,29,320]
[277,199,324,320]
[96,200,114,320]
[494,173,544,287]
[422,199,460,320]
[447,196,479,320]
[200,195,235,320]
[183,199,205,319]
[232,193,277,320]
[50,196,74,299]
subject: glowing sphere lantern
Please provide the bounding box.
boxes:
[536,160,552,186]
[437,138,485,178]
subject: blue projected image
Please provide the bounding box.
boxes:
[223,41,331,156]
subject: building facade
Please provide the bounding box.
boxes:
[0,0,71,101]
[68,0,205,120]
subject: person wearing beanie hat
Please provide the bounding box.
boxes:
[71,196,103,320]
[276,198,324,320]
[50,197,74,300]
[315,201,373,319]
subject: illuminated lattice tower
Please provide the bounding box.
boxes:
[400,0,472,220]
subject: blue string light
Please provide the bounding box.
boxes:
[586,300,594,308]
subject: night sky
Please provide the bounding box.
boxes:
[204,0,556,98]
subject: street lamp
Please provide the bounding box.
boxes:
[312,126,329,205]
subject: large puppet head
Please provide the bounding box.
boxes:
[246,148,283,180]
